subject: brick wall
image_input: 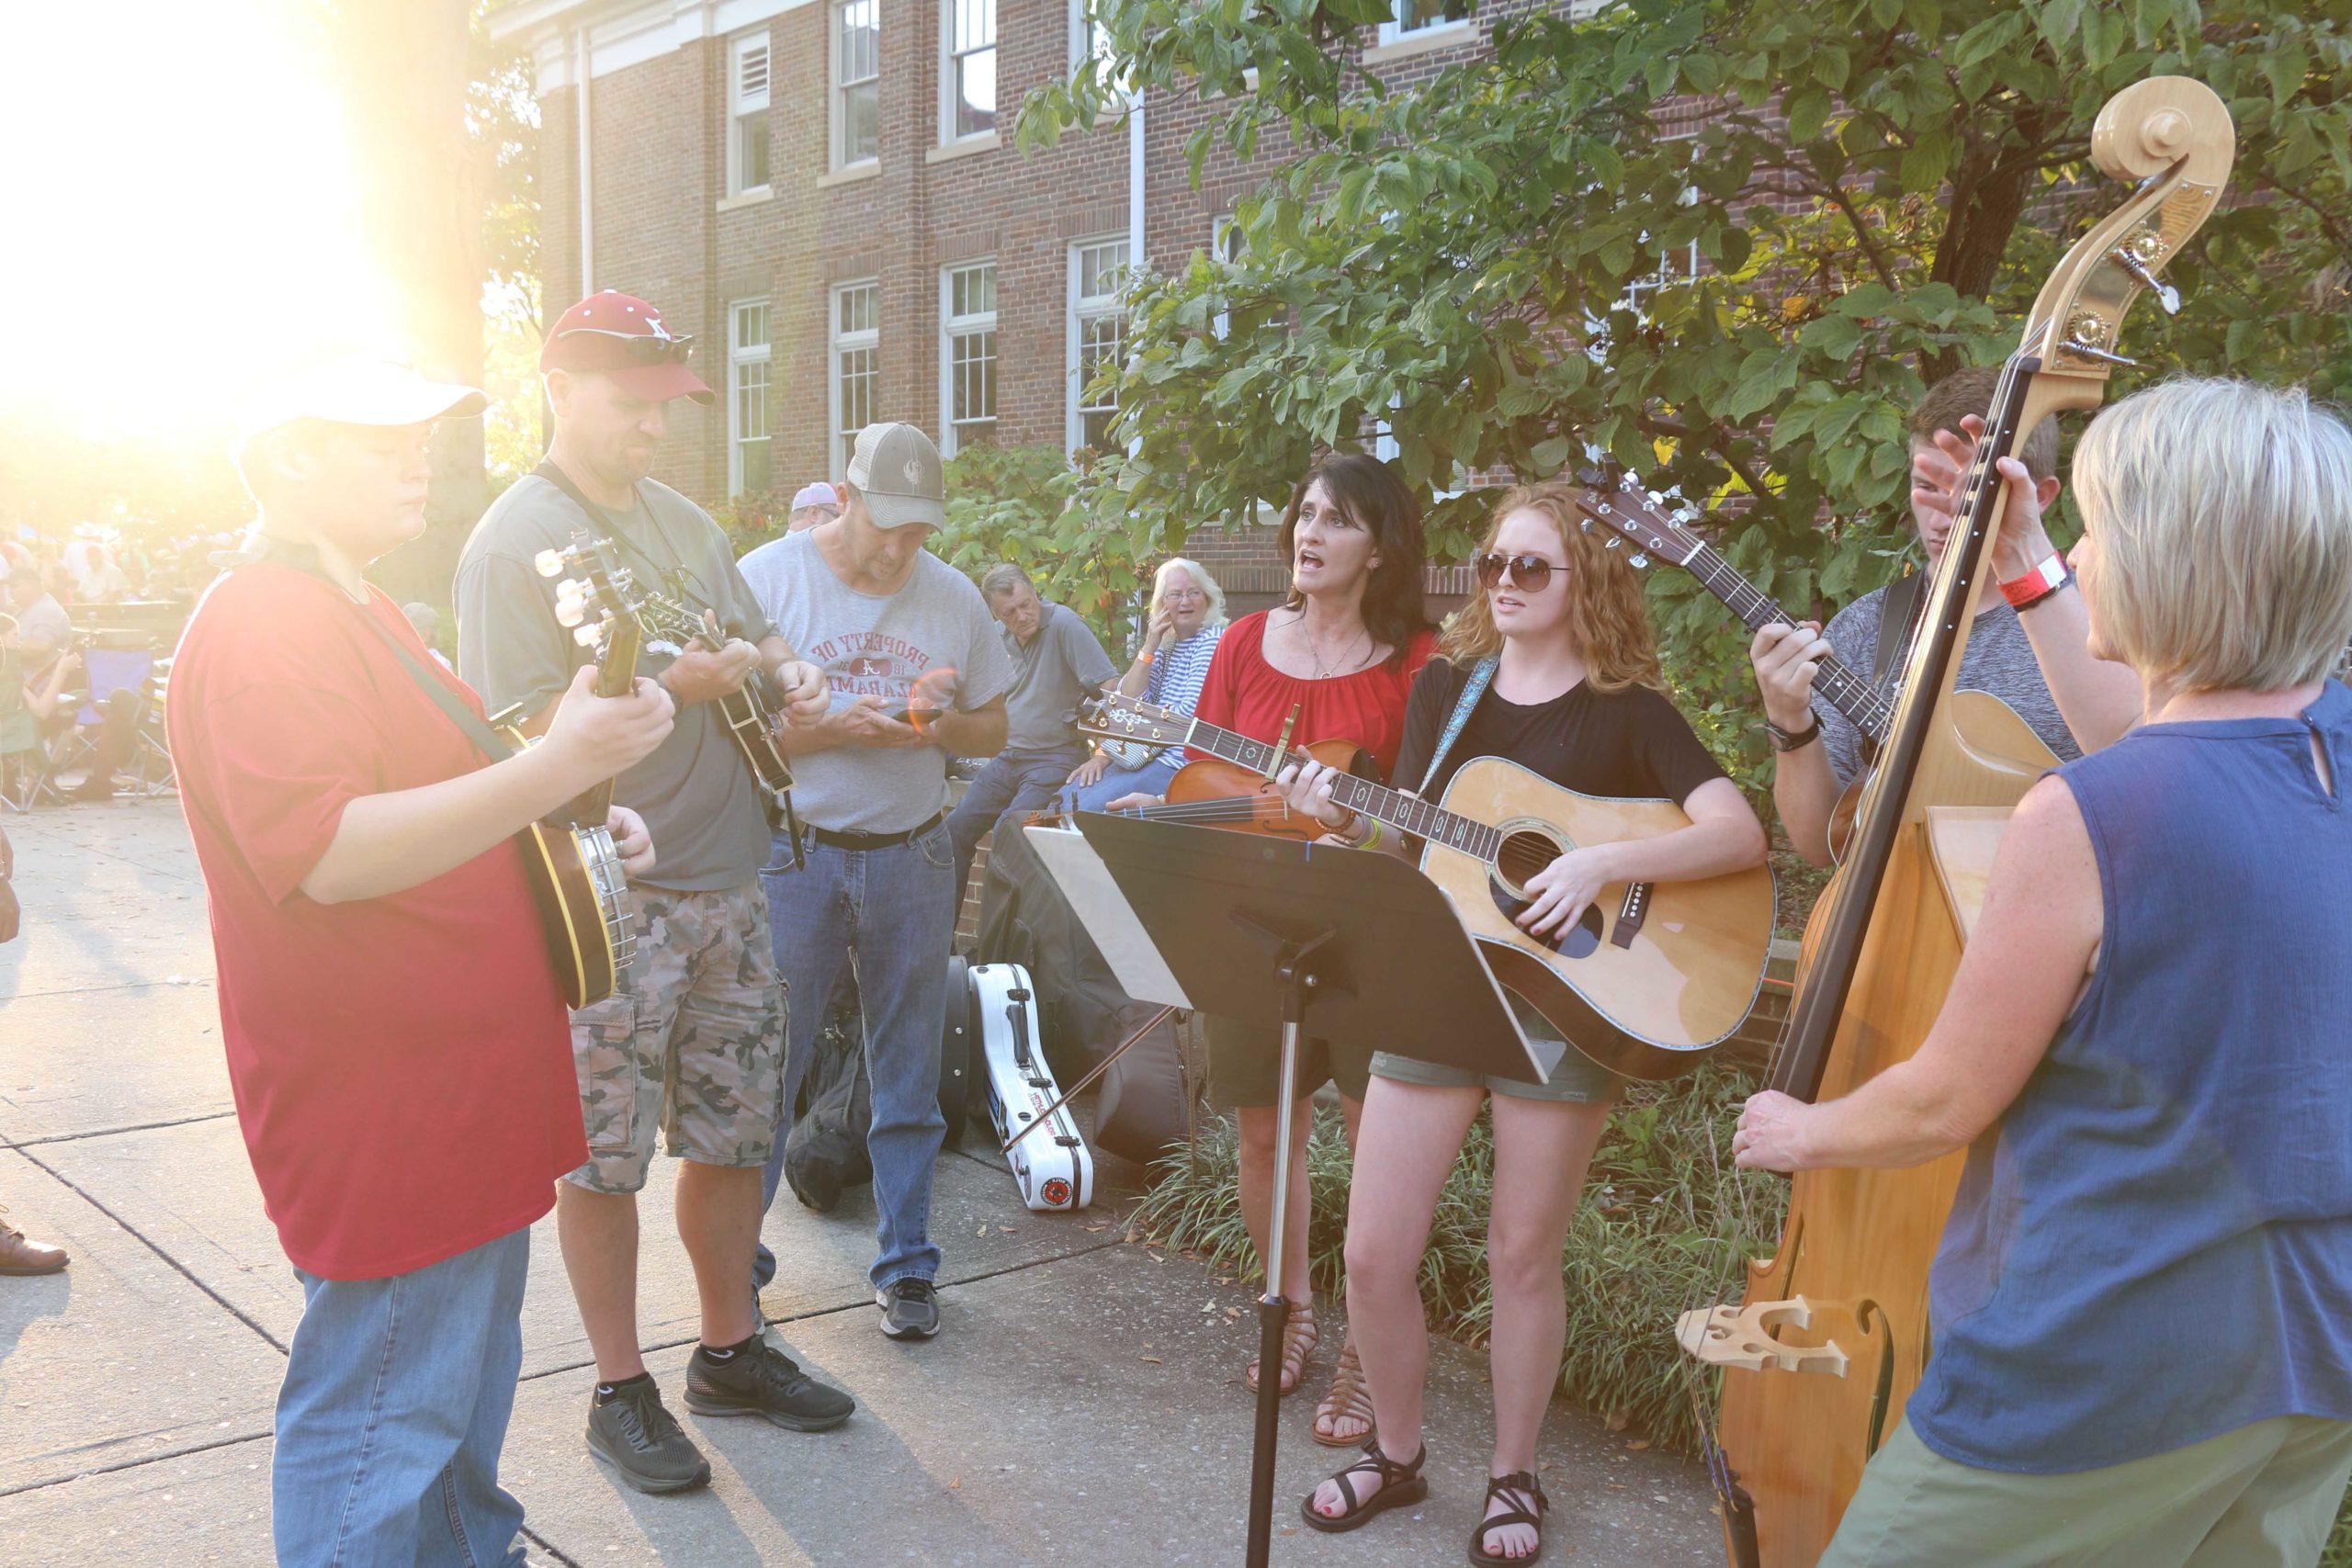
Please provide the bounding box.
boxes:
[523,1,1610,612]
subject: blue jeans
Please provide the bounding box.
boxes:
[274,1228,531,1568]
[945,747,1088,897]
[1059,753,1181,814]
[756,820,956,1292]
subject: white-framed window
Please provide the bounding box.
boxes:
[940,261,998,456]
[830,279,879,479]
[728,31,772,196]
[1068,238,1128,452]
[832,0,879,169]
[1069,0,1119,77]
[941,0,996,143]
[1376,0,1473,43]
[1211,212,1244,340]
[729,299,772,497]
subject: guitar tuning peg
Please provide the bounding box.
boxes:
[1603,536,1621,549]
[572,623,604,649]
[554,599,585,629]
[534,548,567,579]
[1630,552,1650,570]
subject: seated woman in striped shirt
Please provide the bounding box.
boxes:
[1060,557,1227,811]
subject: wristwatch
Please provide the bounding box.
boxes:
[1766,713,1821,753]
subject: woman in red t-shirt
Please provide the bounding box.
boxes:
[1110,451,1435,1435]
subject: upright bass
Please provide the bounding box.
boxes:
[1676,76,2237,1566]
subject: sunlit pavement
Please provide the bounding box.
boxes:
[0,799,1716,1566]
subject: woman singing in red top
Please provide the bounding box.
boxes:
[1111,450,1436,1441]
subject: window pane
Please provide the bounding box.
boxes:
[742,437,771,495]
[739,117,770,188]
[1080,241,1127,299]
[845,82,877,164]
[841,0,877,79]
[956,48,996,138]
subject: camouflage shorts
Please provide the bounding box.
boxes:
[563,881,787,1194]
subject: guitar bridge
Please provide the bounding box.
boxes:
[1611,882,1652,948]
[1677,1296,1849,1377]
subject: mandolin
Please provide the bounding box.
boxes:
[1676,76,2236,1567]
[509,532,645,1010]
[1573,478,2057,854]
[633,586,797,822]
[1080,692,1775,1077]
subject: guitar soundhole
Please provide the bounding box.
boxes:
[1489,829,1601,957]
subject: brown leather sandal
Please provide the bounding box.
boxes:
[1312,1338,1375,1447]
[1243,1303,1319,1397]
[1299,1438,1428,1533]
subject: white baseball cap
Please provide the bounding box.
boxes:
[236,357,487,445]
[844,423,947,531]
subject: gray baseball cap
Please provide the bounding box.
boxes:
[845,422,946,531]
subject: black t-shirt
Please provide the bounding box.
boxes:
[1393,658,1726,813]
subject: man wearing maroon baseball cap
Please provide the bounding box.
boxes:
[458,294,850,1495]
[536,291,717,406]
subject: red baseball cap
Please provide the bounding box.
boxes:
[539,290,714,406]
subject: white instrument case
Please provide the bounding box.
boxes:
[967,962,1094,1212]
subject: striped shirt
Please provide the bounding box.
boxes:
[1142,623,1226,763]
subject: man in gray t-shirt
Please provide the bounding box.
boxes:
[1750,366,2146,867]
[944,565,1117,895]
[736,421,1010,1344]
[455,290,849,1485]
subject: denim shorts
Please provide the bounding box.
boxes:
[1369,998,1622,1105]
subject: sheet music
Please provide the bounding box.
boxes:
[1023,824,1195,1010]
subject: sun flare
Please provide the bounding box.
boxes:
[0,0,397,444]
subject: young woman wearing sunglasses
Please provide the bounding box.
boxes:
[1273,479,1766,1563]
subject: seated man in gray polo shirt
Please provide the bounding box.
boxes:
[944,564,1118,897]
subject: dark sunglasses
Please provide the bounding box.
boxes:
[1473,551,1563,592]
[558,327,696,365]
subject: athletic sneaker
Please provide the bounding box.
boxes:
[877,1277,940,1340]
[585,1379,710,1494]
[683,1340,856,1430]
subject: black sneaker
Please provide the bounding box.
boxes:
[877,1278,940,1340]
[684,1339,856,1431]
[585,1379,710,1494]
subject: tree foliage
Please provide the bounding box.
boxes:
[1021,0,2352,758]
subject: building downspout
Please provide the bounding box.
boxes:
[575,25,594,296]
[1125,82,1143,457]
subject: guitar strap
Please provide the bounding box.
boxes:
[1417,656,1498,795]
[1872,570,1926,685]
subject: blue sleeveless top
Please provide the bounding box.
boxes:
[1905,680,2352,1474]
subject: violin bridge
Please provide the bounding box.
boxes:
[1676,1296,1849,1378]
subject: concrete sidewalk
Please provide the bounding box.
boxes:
[0,799,1719,1566]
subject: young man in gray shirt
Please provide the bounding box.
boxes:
[944,563,1118,896]
[1749,366,2145,865]
[737,422,1011,1342]
[456,291,853,1495]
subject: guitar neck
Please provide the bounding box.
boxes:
[1680,543,1890,742]
[1180,719,1503,859]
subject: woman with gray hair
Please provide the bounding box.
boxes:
[1061,557,1227,811]
[1735,377,2352,1567]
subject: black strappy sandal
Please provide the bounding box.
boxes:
[1467,1470,1550,1565]
[1298,1438,1429,1534]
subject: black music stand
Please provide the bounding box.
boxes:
[1028,813,1555,1567]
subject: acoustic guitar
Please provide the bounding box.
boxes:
[506,532,644,1009]
[1080,693,1775,1078]
[1572,478,2058,853]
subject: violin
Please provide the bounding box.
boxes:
[1676,76,2236,1567]
[1113,739,1374,841]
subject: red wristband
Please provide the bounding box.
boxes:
[2000,553,2069,611]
